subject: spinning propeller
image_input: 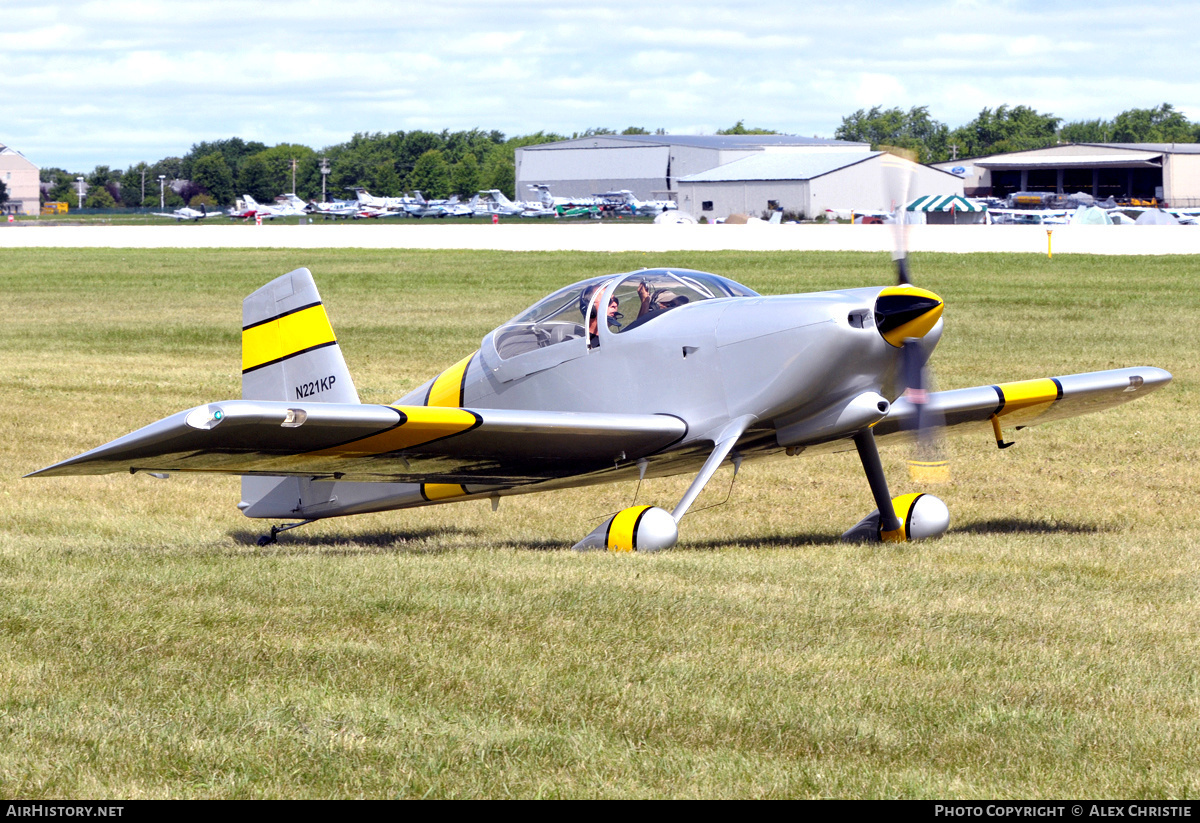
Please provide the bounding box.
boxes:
[879,149,949,484]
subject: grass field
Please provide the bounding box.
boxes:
[1,247,1197,798]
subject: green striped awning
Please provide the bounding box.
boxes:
[906,195,986,212]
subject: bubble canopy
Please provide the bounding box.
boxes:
[493,269,759,359]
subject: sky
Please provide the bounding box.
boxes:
[5,0,1200,172]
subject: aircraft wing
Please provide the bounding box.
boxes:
[870,367,1172,447]
[27,401,688,485]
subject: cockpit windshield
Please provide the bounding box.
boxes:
[492,269,758,359]
[609,269,757,333]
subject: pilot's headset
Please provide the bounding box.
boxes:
[578,284,598,318]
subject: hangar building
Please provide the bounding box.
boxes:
[1,143,40,216]
[514,134,870,207]
[676,151,964,221]
[932,143,1200,206]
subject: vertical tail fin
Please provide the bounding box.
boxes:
[240,268,360,517]
[241,267,360,404]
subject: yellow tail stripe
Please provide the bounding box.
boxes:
[307,406,480,457]
[608,505,652,552]
[242,304,336,372]
[427,352,476,407]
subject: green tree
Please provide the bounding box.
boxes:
[504,131,568,150]
[949,105,1061,156]
[1110,103,1196,143]
[835,106,950,162]
[151,157,185,181]
[451,152,480,196]
[407,149,451,199]
[245,144,319,197]
[441,129,504,164]
[1059,118,1113,144]
[47,176,79,203]
[190,153,234,204]
[119,163,154,209]
[84,186,116,208]
[0,178,8,207]
[397,131,442,178]
[716,120,777,135]
[622,126,651,135]
[479,145,519,198]
[572,127,616,138]
[182,137,267,180]
[87,165,117,188]
[374,162,403,196]
[323,132,382,194]
[236,155,274,202]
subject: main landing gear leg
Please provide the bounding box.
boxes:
[853,429,904,539]
[257,519,316,547]
[843,429,951,543]
[572,415,755,552]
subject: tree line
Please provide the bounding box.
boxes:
[36,105,1200,209]
[834,103,1199,164]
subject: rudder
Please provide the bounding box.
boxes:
[241,267,360,404]
[240,267,359,518]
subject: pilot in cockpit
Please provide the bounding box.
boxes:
[580,285,623,347]
[636,280,688,319]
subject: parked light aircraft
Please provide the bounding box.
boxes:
[153,204,224,222]
[352,187,409,213]
[597,190,678,217]
[230,194,308,221]
[469,189,528,218]
[306,198,359,219]
[29,254,1170,550]
[528,184,605,217]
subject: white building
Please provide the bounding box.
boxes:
[676,151,964,221]
[0,143,40,216]
[515,134,870,205]
[932,143,1200,207]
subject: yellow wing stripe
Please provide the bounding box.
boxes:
[422,483,469,501]
[995,378,1063,421]
[307,406,481,458]
[242,304,336,373]
[427,352,476,407]
[607,505,652,552]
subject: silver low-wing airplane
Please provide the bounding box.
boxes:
[29,265,1171,550]
[153,204,224,221]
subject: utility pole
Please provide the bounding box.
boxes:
[290,158,298,194]
[140,167,147,205]
[320,158,330,202]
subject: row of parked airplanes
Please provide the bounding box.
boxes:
[154,185,679,222]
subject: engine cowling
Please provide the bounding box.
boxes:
[572,505,679,552]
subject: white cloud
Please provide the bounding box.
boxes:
[6,0,1200,169]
